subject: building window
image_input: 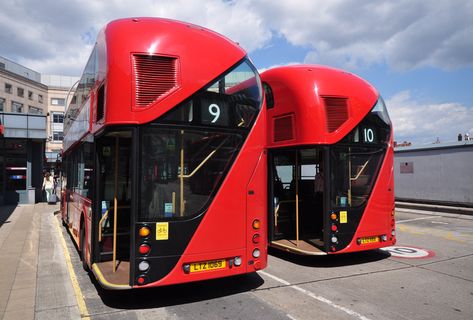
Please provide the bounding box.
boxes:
[12,101,23,113]
[0,97,5,111]
[51,98,65,106]
[17,87,24,97]
[38,94,43,103]
[52,131,64,141]
[400,162,414,174]
[28,91,33,100]
[5,83,12,94]
[53,113,64,123]
[28,105,43,114]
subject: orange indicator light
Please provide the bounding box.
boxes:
[139,226,150,237]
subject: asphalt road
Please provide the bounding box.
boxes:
[62,208,473,320]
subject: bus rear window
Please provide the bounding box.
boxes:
[139,127,243,220]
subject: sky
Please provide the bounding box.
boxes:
[1,0,472,145]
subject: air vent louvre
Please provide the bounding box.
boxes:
[323,97,348,132]
[273,114,294,142]
[133,55,179,108]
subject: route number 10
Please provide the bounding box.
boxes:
[363,128,374,143]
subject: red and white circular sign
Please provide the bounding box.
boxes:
[381,246,435,259]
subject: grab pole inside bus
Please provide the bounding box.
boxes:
[295,151,299,246]
[180,130,185,216]
[113,137,119,272]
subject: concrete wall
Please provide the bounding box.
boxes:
[394,143,473,205]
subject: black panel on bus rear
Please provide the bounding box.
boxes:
[133,215,204,285]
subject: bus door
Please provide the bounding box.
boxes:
[269,148,326,254]
[94,130,133,285]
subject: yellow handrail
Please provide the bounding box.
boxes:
[98,210,109,242]
[112,137,119,273]
[295,152,299,246]
[350,160,370,181]
[178,137,227,217]
[180,139,227,179]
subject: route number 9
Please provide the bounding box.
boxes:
[363,128,374,143]
[209,104,220,123]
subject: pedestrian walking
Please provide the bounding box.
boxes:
[42,172,55,203]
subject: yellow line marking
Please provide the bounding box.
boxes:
[399,224,468,243]
[55,216,90,319]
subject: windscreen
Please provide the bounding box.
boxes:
[139,59,262,221]
[330,98,391,208]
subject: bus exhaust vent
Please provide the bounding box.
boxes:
[132,54,179,108]
[323,97,349,132]
[273,114,295,142]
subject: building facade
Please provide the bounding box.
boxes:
[394,141,473,206]
[0,57,47,204]
[0,57,78,205]
[41,75,79,167]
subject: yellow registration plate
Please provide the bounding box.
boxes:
[190,259,226,273]
[360,236,380,245]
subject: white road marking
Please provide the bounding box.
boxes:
[431,221,449,225]
[396,216,438,223]
[259,271,372,320]
[286,314,298,320]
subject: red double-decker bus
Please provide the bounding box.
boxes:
[262,65,395,255]
[61,18,267,289]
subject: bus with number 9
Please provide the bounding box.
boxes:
[61,18,267,289]
[262,65,395,255]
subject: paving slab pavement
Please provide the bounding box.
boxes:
[0,203,81,320]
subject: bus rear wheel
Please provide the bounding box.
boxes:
[80,225,89,272]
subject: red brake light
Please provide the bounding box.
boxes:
[252,234,260,244]
[331,224,337,232]
[139,244,151,255]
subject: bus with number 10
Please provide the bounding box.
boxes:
[61,17,267,289]
[262,65,396,255]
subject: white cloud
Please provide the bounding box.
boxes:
[0,0,271,75]
[251,0,473,71]
[0,0,472,74]
[386,91,473,144]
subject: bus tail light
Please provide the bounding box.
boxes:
[139,226,150,237]
[331,224,337,232]
[183,264,190,274]
[138,260,150,271]
[252,234,260,244]
[139,244,151,255]
[252,219,260,230]
[330,213,337,220]
[137,275,148,285]
[331,236,338,243]
[381,234,387,242]
[252,248,261,258]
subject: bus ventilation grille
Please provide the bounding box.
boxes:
[323,97,348,132]
[273,114,294,142]
[133,54,179,108]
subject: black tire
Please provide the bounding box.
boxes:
[80,225,90,272]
